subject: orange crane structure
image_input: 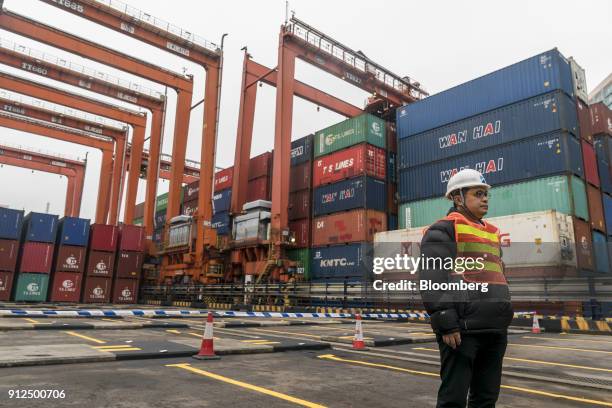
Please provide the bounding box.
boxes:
[0,71,146,223]
[0,6,194,233]
[0,143,86,216]
[0,36,168,234]
[0,107,114,221]
[36,0,225,283]
[229,17,428,282]
[125,146,200,185]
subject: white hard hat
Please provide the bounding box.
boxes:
[445,169,491,199]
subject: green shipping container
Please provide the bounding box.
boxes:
[287,248,311,280]
[133,218,144,226]
[154,190,184,212]
[13,273,49,302]
[399,175,589,228]
[314,113,385,158]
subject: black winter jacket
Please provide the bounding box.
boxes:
[419,208,513,335]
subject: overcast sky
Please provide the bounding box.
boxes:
[0,0,610,219]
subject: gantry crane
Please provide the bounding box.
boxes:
[0,143,86,216]
[126,147,200,184]
[0,71,146,223]
[0,6,194,231]
[37,0,225,283]
[0,36,167,239]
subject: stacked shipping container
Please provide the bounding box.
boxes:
[112,224,145,304]
[0,208,24,300]
[49,217,90,302]
[82,224,118,303]
[396,48,608,279]
[13,212,58,301]
[310,114,388,281]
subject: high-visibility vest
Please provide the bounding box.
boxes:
[444,212,508,285]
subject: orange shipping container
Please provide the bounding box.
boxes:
[312,209,387,246]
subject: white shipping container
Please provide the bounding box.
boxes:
[373,210,576,270]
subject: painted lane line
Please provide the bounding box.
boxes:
[318,354,612,407]
[509,343,612,354]
[166,363,327,408]
[521,336,612,344]
[63,331,106,344]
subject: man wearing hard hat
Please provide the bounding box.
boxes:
[419,169,513,408]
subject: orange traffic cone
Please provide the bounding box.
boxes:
[531,313,541,334]
[352,314,367,350]
[193,311,220,360]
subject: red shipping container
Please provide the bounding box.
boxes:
[82,276,112,303]
[312,209,387,246]
[118,224,145,252]
[182,199,198,217]
[247,176,271,202]
[573,218,594,271]
[112,278,139,304]
[19,242,54,273]
[90,224,119,252]
[86,250,115,277]
[0,271,14,301]
[288,190,311,221]
[590,102,612,137]
[587,184,606,233]
[0,239,19,272]
[134,203,145,219]
[313,143,386,187]
[115,251,144,279]
[49,271,82,302]
[576,99,592,143]
[289,219,310,248]
[248,152,272,180]
[582,140,600,187]
[290,161,312,192]
[214,166,234,192]
[54,245,86,273]
[183,180,200,201]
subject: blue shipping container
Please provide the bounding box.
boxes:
[213,189,232,214]
[154,211,166,227]
[212,211,231,235]
[0,208,24,240]
[398,91,578,169]
[311,243,372,280]
[291,134,313,166]
[23,212,59,243]
[594,135,612,163]
[592,231,610,273]
[598,158,612,195]
[388,214,398,231]
[388,151,397,183]
[397,48,575,138]
[152,229,163,243]
[603,194,612,235]
[57,217,90,247]
[313,176,386,216]
[399,131,583,202]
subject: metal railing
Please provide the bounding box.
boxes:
[87,0,220,56]
[0,36,164,101]
[0,88,127,130]
[287,16,428,101]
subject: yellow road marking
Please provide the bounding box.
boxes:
[509,343,612,354]
[317,354,438,377]
[250,328,321,339]
[521,336,612,344]
[63,331,106,344]
[101,318,120,322]
[23,318,39,324]
[166,363,327,408]
[319,354,612,407]
[93,345,135,349]
[337,336,372,340]
[94,347,142,352]
[412,347,612,373]
[188,332,220,340]
[241,340,280,345]
[166,329,182,334]
[214,328,261,339]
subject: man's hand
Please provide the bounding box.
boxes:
[442,331,461,349]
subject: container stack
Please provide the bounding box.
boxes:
[0,208,24,301]
[396,48,604,282]
[287,135,314,280]
[112,224,145,304]
[13,212,58,302]
[48,217,90,302]
[212,168,233,236]
[82,224,118,303]
[310,113,388,282]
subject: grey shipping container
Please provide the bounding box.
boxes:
[399,131,583,202]
[313,176,386,216]
[311,243,372,281]
[398,91,579,169]
[397,48,576,138]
